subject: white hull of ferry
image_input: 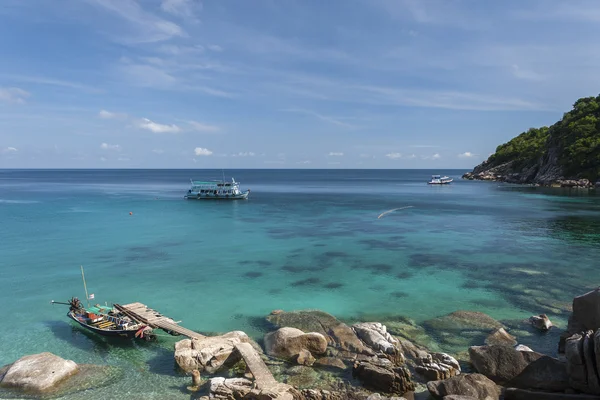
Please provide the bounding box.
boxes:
[428,175,453,184]
[185,191,250,200]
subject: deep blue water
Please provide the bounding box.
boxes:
[1,169,599,399]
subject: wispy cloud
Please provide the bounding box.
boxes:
[152,149,164,154]
[137,118,181,134]
[188,121,221,132]
[233,152,256,157]
[1,147,18,153]
[283,108,358,128]
[410,144,439,148]
[100,142,121,151]
[328,152,344,156]
[297,160,311,164]
[207,44,223,52]
[98,109,128,119]
[385,153,402,159]
[160,0,201,19]
[87,0,185,43]
[422,153,441,160]
[0,87,29,104]
[194,147,212,156]
[0,74,101,93]
[458,151,477,158]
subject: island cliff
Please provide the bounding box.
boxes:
[463,95,600,188]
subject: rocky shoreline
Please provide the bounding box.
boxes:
[462,160,600,188]
[3,289,600,399]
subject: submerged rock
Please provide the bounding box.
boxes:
[426,373,500,400]
[296,349,316,366]
[0,352,78,394]
[423,311,505,351]
[264,327,328,359]
[485,328,517,347]
[267,310,365,353]
[529,314,553,331]
[174,331,249,373]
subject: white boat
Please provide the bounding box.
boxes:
[428,175,453,184]
[184,178,250,200]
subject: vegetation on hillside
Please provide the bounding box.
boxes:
[484,95,600,181]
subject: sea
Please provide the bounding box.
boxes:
[1,169,599,399]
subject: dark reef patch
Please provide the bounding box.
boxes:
[390,291,409,298]
[124,246,170,262]
[281,265,321,273]
[395,271,413,279]
[243,271,263,279]
[291,277,321,287]
[323,282,343,289]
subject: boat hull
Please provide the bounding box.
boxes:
[67,312,139,339]
[427,180,453,184]
[185,191,250,200]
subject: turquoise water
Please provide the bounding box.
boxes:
[1,169,599,398]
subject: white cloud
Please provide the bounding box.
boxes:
[188,121,221,132]
[511,64,545,81]
[233,152,256,157]
[264,160,285,164]
[407,154,417,159]
[207,44,223,52]
[385,153,402,159]
[118,156,130,161]
[0,87,30,104]
[328,152,344,156]
[1,147,18,154]
[160,0,200,18]
[194,147,213,156]
[283,108,357,128]
[423,153,442,160]
[152,149,164,154]
[98,109,128,119]
[458,151,477,158]
[137,118,181,133]
[100,143,121,151]
[297,160,311,164]
[100,157,107,162]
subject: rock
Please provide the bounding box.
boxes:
[426,373,500,400]
[565,330,600,395]
[423,311,504,351]
[469,345,568,391]
[443,396,478,400]
[469,345,542,383]
[568,288,600,336]
[352,322,399,355]
[0,352,78,394]
[271,309,284,315]
[485,328,517,347]
[208,376,253,399]
[297,349,316,366]
[267,310,365,353]
[314,357,347,370]
[174,331,249,373]
[285,365,319,388]
[504,387,600,400]
[514,344,534,352]
[264,327,327,359]
[352,361,414,395]
[530,314,553,331]
[414,353,461,382]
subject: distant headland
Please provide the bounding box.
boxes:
[463,95,600,188]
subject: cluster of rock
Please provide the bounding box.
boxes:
[462,165,599,188]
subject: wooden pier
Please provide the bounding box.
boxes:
[114,302,293,399]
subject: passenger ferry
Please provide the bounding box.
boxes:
[184,178,250,200]
[428,175,453,184]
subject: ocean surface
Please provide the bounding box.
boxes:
[1,169,599,399]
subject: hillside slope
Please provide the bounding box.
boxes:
[463,95,600,187]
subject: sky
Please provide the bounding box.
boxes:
[1,0,599,169]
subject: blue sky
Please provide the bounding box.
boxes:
[1,0,599,169]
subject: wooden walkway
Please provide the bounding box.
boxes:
[115,302,292,399]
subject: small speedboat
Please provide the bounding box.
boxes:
[428,175,453,184]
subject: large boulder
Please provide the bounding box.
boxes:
[352,322,399,355]
[0,352,78,394]
[469,345,568,391]
[264,327,327,359]
[267,310,365,353]
[426,373,500,400]
[562,289,600,348]
[485,328,517,347]
[352,361,414,395]
[174,331,249,373]
[414,352,461,382]
[565,329,600,395]
[208,377,253,399]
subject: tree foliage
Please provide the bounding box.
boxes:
[485,95,600,181]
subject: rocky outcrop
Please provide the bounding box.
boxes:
[561,289,600,353]
[207,377,254,399]
[414,352,461,382]
[352,323,399,355]
[485,328,517,347]
[0,352,78,394]
[174,331,249,373]
[565,330,600,395]
[265,327,328,361]
[469,345,569,391]
[426,373,501,400]
[530,314,553,331]
[352,361,414,395]
[267,310,366,354]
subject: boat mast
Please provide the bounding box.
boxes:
[81,265,90,308]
